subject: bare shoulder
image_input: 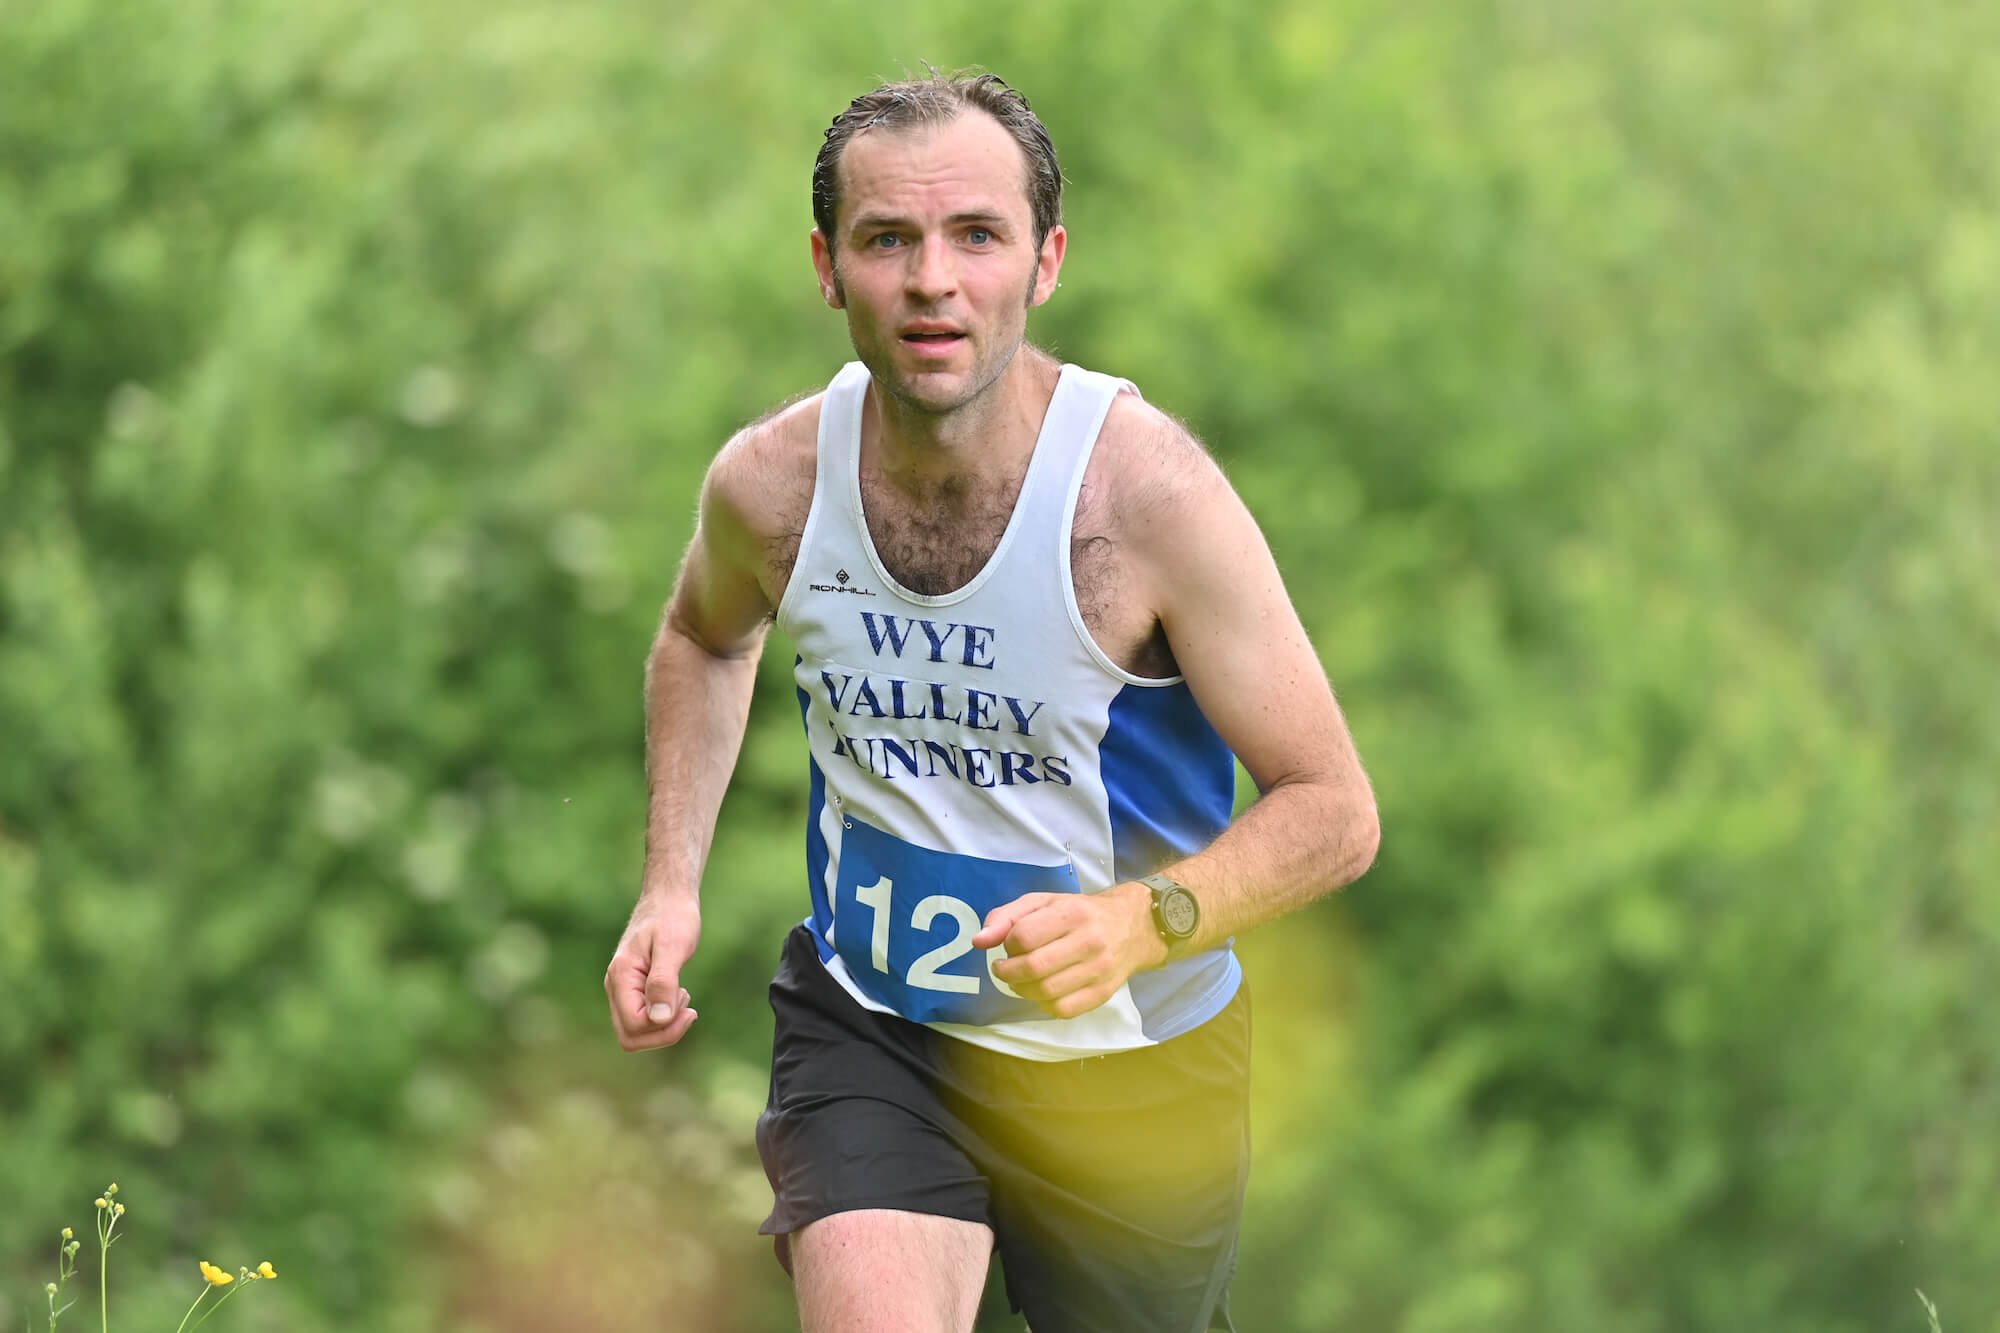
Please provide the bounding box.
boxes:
[705,393,821,535]
[1083,387,1287,637]
[1084,390,1240,544]
[702,391,823,596]
[1067,391,1248,675]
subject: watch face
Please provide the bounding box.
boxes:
[1161,887,1199,936]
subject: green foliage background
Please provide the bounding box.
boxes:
[3,1,1996,1329]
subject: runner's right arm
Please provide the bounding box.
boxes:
[605,431,785,1052]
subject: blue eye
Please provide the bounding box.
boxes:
[967,228,992,245]
[870,233,901,249]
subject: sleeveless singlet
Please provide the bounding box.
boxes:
[774,361,1242,1060]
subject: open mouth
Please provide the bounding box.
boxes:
[901,328,966,347]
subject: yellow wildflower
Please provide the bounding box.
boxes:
[257,1261,277,1280]
[199,1261,234,1287]
[95,1198,107,1209]
[61,1227,73,1240]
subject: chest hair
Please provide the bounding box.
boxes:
[860,468,1019,598]
[856,470,1174,678]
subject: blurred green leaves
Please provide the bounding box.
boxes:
[3,0,1997,1329]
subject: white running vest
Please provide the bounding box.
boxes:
[775,361,1243,1060]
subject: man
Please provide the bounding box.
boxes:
[606,71,1379,1332]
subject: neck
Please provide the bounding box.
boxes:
[864,347,1060,493]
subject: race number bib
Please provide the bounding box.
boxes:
[832,818,1080,1025]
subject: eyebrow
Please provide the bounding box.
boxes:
[847,210,1012,233]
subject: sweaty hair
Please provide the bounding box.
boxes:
[812,70,1064,254]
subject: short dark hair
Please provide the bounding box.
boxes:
[812,70,1064,253]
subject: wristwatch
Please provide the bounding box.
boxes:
[1139,872,1200,961]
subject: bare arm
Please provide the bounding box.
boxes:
[1133,427,1380,949]
[638,513,773,905]
[606,425,798,1051]
[981,409,1378,1016]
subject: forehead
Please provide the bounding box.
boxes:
[836,111,1033,228]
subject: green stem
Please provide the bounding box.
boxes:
[184,1285,239,1333]
[96,1217,107,1333]
[169,1290,209,1333]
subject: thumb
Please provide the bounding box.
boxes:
[643,941,687,1023]
[973,895,1046,951]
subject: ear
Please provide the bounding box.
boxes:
[1028,224,1068,308]
[810,229,843,309]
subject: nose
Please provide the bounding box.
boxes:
[905,235,958,303]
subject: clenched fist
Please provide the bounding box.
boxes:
[973,882,1167,1020]
[605,893,703,1051]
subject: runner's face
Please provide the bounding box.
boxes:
[812,112,1065,417]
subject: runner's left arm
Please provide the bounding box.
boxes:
[1125,428,1380,950]
[979,416,1378,1017]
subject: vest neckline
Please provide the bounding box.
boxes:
[845,363,1077,608]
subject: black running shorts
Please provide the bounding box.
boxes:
[755,923,1249,1333]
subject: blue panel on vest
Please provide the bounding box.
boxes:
[1100,682,1235,882]
[1101,681,1241,1037]
[798,680,836,961]
[832,817,1078,1025]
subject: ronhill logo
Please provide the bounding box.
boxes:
[809,568,877,596]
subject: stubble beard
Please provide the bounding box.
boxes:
[833,261,1042,421]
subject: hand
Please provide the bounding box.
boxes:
[972,883,1168,1020]
[605,893,702,1051]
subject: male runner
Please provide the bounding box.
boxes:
[605,71,1380,1332]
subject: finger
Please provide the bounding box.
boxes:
[973,894,1055,950]
[1049,984,1116,1021]
[613,991,692,1046]
[1015,957,1108,1007]
[643,975,684,1018]
[643,944,685,1016]
[606,952,652,1025]
[991,930,1094,987]
[647,986,691,1025]
[1014,960,1120,1018]
[619,1005,699,1052]
[994,897,1117,978]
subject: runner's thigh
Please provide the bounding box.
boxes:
[792,1208,992,1333]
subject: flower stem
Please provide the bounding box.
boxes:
[185,1286,239,1332]
[170,1290,210,1333]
